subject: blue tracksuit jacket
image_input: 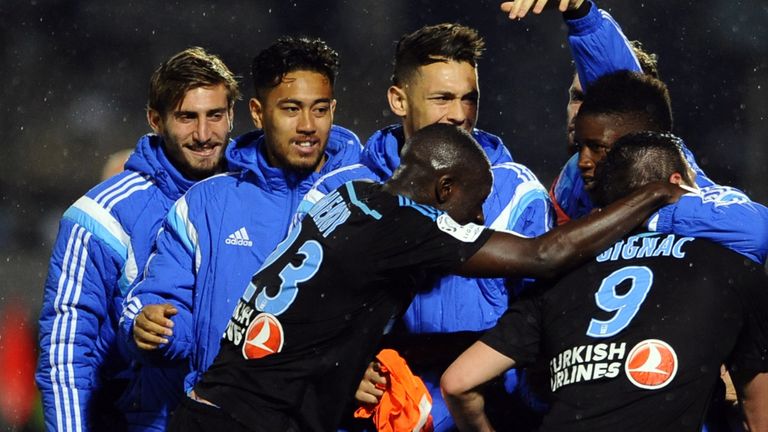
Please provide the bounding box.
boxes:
[552,1,768,264]
[36,134,196,432]
[119,125,362,397]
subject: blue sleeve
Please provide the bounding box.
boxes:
[648,187,768,264]
[120,197,198,363]
[566,1,642,88]
[488,162,554,237]
[489,163,554,297]
[36,214,123,432]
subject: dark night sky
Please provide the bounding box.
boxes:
[1,0,767,306]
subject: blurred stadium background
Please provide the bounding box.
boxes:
[0,0,766,429]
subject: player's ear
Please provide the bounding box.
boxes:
[249,97,263,129]
[436,174,454,204]
[668,172,683,185]
[147,109,163,134]
[387,85,408,118]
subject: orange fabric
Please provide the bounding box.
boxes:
[354,349,434,432]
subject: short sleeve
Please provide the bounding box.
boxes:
[480,296,543,367]
[369,200,492,276]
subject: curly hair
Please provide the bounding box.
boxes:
[628,40,660,79]
[251,36,339,99]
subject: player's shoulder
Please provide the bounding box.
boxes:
[689,235,764,269]
[82,170,157,209]
[60,170,163,256]
[492,161,541,184]
[68,170,163,227]
[312,164,380,194]
[606,232,760,274]
[489,162,548,206]
[697,184,753,205]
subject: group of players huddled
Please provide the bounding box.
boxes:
[36,1,768,431]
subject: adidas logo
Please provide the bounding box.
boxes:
[225,227,253,247]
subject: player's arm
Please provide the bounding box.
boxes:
[36,217,121,432]
[732,371,768,431]
[459,181,682,279]
[119,197,198,363]
[500,1,640,87]
[648,187,768,264]
[441,342,516,432]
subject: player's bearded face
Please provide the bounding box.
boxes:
[152,84,231,180]
[400,60,478,138]
[255,70,336,173]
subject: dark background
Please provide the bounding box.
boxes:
[0,1,766,426]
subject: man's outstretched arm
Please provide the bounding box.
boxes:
[459,181,682,279]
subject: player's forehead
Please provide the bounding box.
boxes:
[412,60,477,93]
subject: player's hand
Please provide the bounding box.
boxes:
[721,366,739,405]
[639,181,689,206]
[355,361,388,405]
[500,0,584,20]
[132,303,177,350]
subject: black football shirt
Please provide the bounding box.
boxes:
[195,181,492,431]
[482,232,768,432]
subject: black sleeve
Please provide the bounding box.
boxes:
[728,264,768,375]
[370,206,493,276]
[480,295,543,367]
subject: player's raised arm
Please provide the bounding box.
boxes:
[458,181,683,279]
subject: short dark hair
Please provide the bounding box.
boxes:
[251,36,339,100]
[629,40,660,79]
[579,70,673,132]
[392,23,484,86]
[593,131,692,206]
[148,47,240,116]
